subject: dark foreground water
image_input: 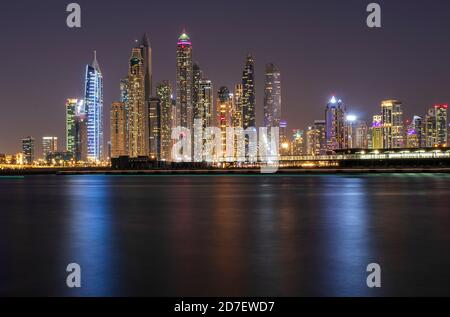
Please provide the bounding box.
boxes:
[1,174,450,297]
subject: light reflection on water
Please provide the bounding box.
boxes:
[1,174,450,296]
[64,177,118,296]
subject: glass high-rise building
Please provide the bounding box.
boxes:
[176,33,193,131]
[314,120,327,154]
[425,105,448,148]
[233,84,244,129]
[263,63,281,129]
[381,100,403,149]
[22,137,35,165]
[242,54,256,130]
[372,115,383,149]
[425,108,437,147]
[217,87,233,159]
[406,115,424,148]
[325,96,346,151]
[392,101,404,148]
[291,129,304,156]
[74,111,88,162]
[193,63,203,120]
[198,79,213,129]
[66,99,84,156]
[148,97,161,160]
[42,137,58,159]
[136,34,153,101]
[435,104,448,147]
[66,99,76,155]
[355,120,368,149]
[84,51,104,161]
[110,102,127,158]
[157,81,173,162]
[126,48,148,157]
[306,121,326,156]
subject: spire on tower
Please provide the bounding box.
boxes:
[92,50,101,72]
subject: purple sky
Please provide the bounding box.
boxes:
[1,0,450,155]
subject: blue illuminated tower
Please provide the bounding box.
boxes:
[84,51,104,161]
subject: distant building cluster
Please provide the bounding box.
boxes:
[291,98,448,158]
[2,52,104,167]
[109,32,281,163]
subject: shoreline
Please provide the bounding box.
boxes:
[2,167,450,176]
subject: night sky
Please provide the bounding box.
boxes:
[1,0,450,155]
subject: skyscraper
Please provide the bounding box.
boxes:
[110,102,127,158]
[193,63,203,120]
[233,84,244,129]
[306,121,326,156]
[413,115,426,148]
[148,97,161,160]
[392,101,404,148]
[84,51,104,161]
[176,32,193,131]
[314,120,327,154]
[65,99,77,155]
[242,54,256,130]
[126,48,148,157]
[372,115,383,149]
[291,129,304,156]
[198,79,213,128]
[42,137,58,159]
[381,100,403,149]
[425,108,437,147]
[355,120,368,149]
[325,96,346,151]
[306,126,320,156]
[435,104,448,147]
[344,115,356,149]
[425,105,448,147]
[217,87,233,159]
[406,116,424,148]
[74,111,88,162]
[157,81,174,162]
[279,120,289,155]
[22,137,35,165]
[263,63,281,129]
[136,34,153,100]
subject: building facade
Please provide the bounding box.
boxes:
[381,100,403,149]
[435,104,448,147]
[126,48,148,157]
[372,115,383,149]
[148,97,161,160]
[157,81,174,161]
[84,52,104,161]
[325,97,346,151]
[42,137,58,159]
[22,137,35,165]
[263,63,281,129]
[110,102,127,158]
[176,33,193,132]
[217,87,233,159]
[242,54,256,130]
[74,111,88,162]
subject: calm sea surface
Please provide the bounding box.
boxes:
[1,174,450,296]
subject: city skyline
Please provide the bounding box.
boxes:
[2,0,450,155]
[3,33,450,161]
